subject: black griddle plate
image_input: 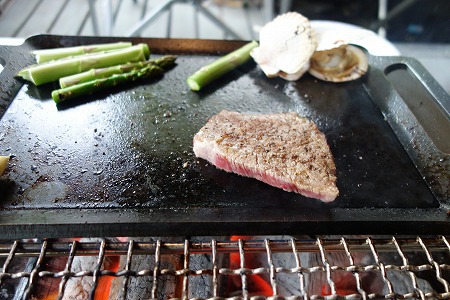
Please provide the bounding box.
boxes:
[0,35,448,239]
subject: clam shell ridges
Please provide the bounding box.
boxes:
[251,12,317,78]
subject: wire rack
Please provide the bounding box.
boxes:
[0,235,449,299]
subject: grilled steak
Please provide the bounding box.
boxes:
[193,110,339,202]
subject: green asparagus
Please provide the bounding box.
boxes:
[59,55,177,88]
[51,64,164,104]
[17,43,150,86]
[32,42,133,63]
[187,40,258,91]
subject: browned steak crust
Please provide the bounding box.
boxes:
[193,110,339,202]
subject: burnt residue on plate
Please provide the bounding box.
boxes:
[0,35,448,237]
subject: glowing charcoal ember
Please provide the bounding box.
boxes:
[227,236,273,297]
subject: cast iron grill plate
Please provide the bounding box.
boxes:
[0,35,448,238]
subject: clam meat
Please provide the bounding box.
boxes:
[308,29,369,82]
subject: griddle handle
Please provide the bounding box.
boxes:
[380,56,449,117]
[366,55,450,155]
[0,43,34,118]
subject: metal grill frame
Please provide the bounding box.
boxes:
[0,235,449,299]
[0,35,449,240]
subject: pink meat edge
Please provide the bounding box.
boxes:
[193,138,337,202]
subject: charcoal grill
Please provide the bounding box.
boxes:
[0,35,449,298]
[0,236,449,299]
[0,35,448,238]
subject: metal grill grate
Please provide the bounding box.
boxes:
[0,236,449,299]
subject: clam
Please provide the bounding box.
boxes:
[250,12,317,81]
[308,29,369,82]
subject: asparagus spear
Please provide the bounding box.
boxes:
[187,40,258,91]
[148,55,178,69]
[17,43,150,86]
[52,64,164,104]
[32,42,133,63]
[59,55,177,88]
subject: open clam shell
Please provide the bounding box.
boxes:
[308,44,368,82]
[250,12,317,81]
[308,28,369,82]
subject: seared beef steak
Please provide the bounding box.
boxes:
[193,110,339,202]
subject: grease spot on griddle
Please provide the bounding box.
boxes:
[25,179,68,205]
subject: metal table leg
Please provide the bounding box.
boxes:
[126,0,243,39]
[88,0,100,35]
[126,0,177,37]
[193,0,243,40]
